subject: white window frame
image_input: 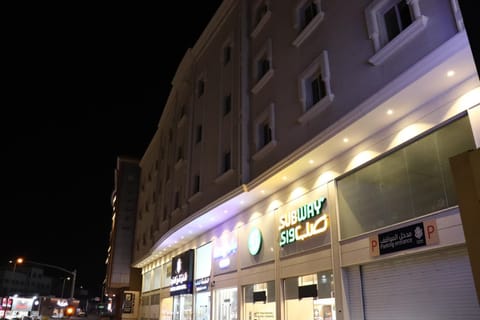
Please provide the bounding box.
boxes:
[449,0,464,32]
[292,0,325,47]
[297,50,334,124]
[365,0,428,65]
[251,38,274,94]
[252,103,277,161]
[251,0,271,39]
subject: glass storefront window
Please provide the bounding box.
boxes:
[195,291,210,320]
[142,271,152,292]
[195,243,212,320]
[173,295,193,320]
[153,267,161,290]
[243,281,276,320]
[284,271,335,320]
[160,297,173,320]
[337,116,476,239]
[215,287,238,320]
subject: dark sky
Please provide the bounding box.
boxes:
[3,2,223,297]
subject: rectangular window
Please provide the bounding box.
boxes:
[224,94,232,115]
[198,79,205,97]
[302,0,318,29]
[223,151,231,173]
[260,122,272,148]
[193,175,200,193]
[337,116,476,239]
[179,105,186,119]
[255,2,268,25]
[196,125,203,143]
[311,74,327,107]
[174,191,180,209]
[224,45,231,65]
[384,0,412,41]
[257,57,270,80]
[177,146,183,161]
[365,0,426,65]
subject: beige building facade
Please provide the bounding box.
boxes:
[131,1,480,319]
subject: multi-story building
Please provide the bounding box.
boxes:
[130,1,479,319]
[0,266,53,297]
[104,157,142,319]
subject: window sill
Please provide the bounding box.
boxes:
[215,168,234,184]
[177,115,187,128]
[297,94,334,124]
[251,69,274,95]
[251,10,271,39]
[368,15,428,66]
[292,12,324,48]
[252,140,277,161]
[175,159,185,170]
[188,191,203,203]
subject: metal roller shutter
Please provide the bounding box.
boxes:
[346,246,480,319]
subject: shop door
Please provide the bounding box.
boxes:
[215,287,237,320]
[346,246,480,319]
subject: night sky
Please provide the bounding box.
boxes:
[3,2,223,297]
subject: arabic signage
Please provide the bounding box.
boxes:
[194,276,210,292]
[278,197,328,247]
[122,292,134,314]
[170,249,194,295]
[369,220,439,256]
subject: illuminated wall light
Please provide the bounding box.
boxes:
[449,87,480,115]
[260,190,265,194]
[282,176,288,181]
[387,109,393,115]
[347,150,379,170]
[308,159,315,164]
[446,70,455,77]
[389,123,429,148]
[343,138,349,143]
[315,171,337,186]
[289,187,307,201]
[267,200,283,213]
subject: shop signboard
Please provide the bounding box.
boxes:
[122,291,140,319]
[170,249,195,295]
[369,220,439,256]
[278,197,329,247]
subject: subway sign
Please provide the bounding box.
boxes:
[279,197,328,247]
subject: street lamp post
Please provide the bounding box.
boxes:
[14,258,77,299]
[61,277,71,298]
[9,258,24,272]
